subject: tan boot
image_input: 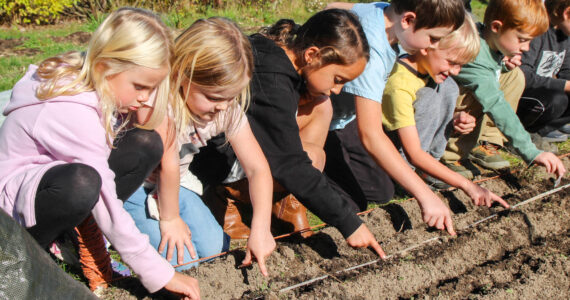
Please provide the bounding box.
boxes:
[272,194,313,238]
[223,198,251,240]
[202,184,251,240]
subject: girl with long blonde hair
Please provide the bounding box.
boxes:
[0,7,200,299]
[123,17,275,276]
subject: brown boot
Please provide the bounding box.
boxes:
[272,194,313,238]
[223,198,251,240]
[202,184,251,240]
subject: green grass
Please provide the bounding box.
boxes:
[0,1,382,91]
[558,139,570,153]
[0,22,91,90]
[470,0,488,22]
[0,0,486,91]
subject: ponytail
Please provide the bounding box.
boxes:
[261,9,369,67]
[260,19,300,47]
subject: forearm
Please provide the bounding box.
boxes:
[245,167,273,232]
[230,124,273,233]
[355,97,434,204]
[360,127,434,199]
[477,92,541,163]
[155,117,181,221]
[457,69,541,163]
[157,155,181,220]
[524,72,567,91]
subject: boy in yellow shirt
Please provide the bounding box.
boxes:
[383,14,509,207]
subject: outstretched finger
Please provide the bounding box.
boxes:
[445,216,456,236]
[256,255,269,277]
[492,193,509,208]
[369,239,386,259]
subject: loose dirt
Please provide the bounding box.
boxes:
[0,37,41,57]
[0,32,91,58]
[100,156,570,299]
[51,31,91,45]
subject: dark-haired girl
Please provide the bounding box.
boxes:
[194,9,386,256]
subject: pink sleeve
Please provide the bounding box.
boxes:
[34,101,174,292]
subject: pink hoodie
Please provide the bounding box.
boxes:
[0,65,173,292]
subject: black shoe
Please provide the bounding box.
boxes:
[540,129,568,143]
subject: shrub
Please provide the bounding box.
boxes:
[0,0,77,25]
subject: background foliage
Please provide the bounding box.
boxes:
[0,0,331,26]
[0,0,77,24]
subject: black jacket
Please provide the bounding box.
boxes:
[192,34,362,238]
[521,26,570,91]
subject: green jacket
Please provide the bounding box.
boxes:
[453,37,541,164]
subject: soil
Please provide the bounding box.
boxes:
[0,31,91,58]
[99,156,570,299]
[51,31,92,45]
[4,25,566,300]
[0,37,42,57]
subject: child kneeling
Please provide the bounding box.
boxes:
[382,14,509,208]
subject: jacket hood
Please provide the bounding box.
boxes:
[250,34,300,78]
[3,65,99,116]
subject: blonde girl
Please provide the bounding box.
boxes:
[0,7,200,299]
[123,17,275,276]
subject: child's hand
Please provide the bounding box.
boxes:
[158,216,196,265]
[242,227,275,276]
[345,223,386,259]
[417,196,456,235]
[164,272,200,300]
[453,111,476,134]
[503,54,522,70]
[533,152,566,178]
[463,182,509,208]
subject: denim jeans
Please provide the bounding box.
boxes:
[124,185,230,271]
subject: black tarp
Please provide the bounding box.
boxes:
[0,209,97,299]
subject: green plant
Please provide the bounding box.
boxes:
[0,0,77,25]
[85,12,105,32]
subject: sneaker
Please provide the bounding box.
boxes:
[558,123,570,134]
[444,160,475,179]
[110,258,132,277]
[468,142,510,170]
[540,129,568,143]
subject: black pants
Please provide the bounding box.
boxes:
[27,128,163,248]
[324,120,395,212]
[517,87,570,135]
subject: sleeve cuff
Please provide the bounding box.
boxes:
[336,212,364,239]
[342,86,383,104]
